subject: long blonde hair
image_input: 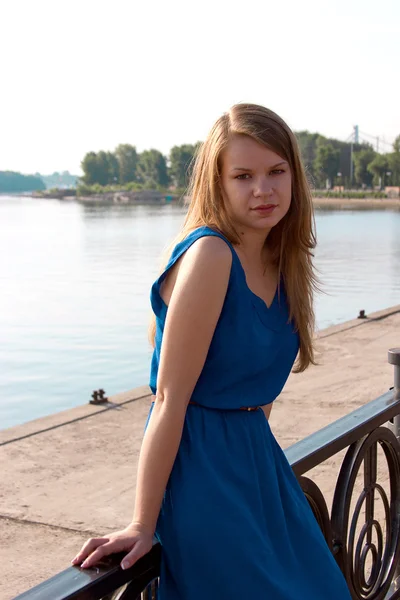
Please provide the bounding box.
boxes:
[150,103,318,372]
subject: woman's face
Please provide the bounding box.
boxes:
[220,135,292,233]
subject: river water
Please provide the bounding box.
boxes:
[1,196,399,429]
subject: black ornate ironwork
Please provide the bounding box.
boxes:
[298,475,333,552]
[331,427,400,600]
[297,424,400,600]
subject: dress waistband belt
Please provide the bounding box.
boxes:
[188,400,260,412]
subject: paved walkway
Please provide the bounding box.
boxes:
[1,305,399,599]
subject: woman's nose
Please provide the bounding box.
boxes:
[253,178,273,197]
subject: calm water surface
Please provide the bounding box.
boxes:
[1,196,399,429]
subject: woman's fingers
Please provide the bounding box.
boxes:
[79,539,122,568]
[72,530,152,571]
[120,539,151,570]
[71,537,110,566]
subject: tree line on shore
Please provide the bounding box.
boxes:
[1,131,400,195]
[0,170,78,194]
[0,171,46,193]
[78,144,198,194]
[79,132,400,193]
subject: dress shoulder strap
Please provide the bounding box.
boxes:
[150,226,240,316]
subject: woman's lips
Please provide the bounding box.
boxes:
[252,204,277,214]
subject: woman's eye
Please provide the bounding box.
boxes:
[236,173,251,180]
[271,169,285,175]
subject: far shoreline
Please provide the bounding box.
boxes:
[313,196,400,210]
[3,191,400,211]
[53,194,400,211]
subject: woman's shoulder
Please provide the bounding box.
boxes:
[172,226,233,263]
[178,230,232,271]
[183,225,230,244]
[151,227,234,317]
[157,230,232,315]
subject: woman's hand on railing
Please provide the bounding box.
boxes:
[71,522,154,571]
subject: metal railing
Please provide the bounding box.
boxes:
[14,348,400,600]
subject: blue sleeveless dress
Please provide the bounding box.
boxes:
[147,226,350,599]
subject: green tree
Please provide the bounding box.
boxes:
[169,143,199,188]
[388,152,400,186]
[104,151,119,185]
[97,150,118,185]
[115,144,138,184]
[0,171,45,193]
[314,142,340,188]
[367,154,389,188]
[385,135,400,186]
[81,151,118,185]
[295,131,320,179]
[81,152,101,185]
[353,148,376,187]
[296,131,369,188]
[137,149,169,187]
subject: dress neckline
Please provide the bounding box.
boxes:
[228,244,279,311]
[189,227,281,312]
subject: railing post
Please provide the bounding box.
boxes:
[387,348,400,599]
[388,348,400,442]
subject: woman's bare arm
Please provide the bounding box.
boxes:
[261,403,273,421]
[74,237,232,571]
[132,236,232,533]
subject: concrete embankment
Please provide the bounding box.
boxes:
[313,196,400,209]
[1,305,399,599]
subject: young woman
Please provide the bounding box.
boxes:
[73,103,351,599]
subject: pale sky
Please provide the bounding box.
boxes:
[1,0,399,175]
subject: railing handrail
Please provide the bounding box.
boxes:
[13,545,161,600]
[287,389,398,476]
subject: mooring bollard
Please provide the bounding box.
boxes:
[90,389,108,405]
[388,348,400,441]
